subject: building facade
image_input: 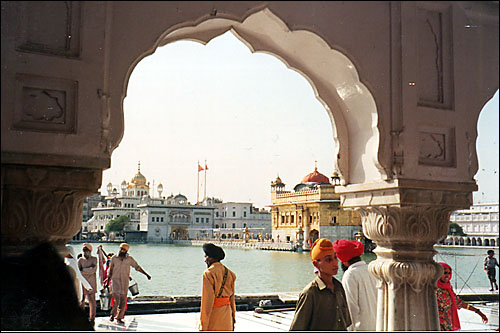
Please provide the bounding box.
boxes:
[444,203,499,247]
[82,192,105,223]
[85,163,163,239]
[269,167,361,249]
[140,200,215,242]
[213,202,271,240]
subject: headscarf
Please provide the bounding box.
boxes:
[82,243,92,252]
[332,240,364,263]
[120,243,130,251]
[202,243,225,261]
[437,262,460,331]
[64,245,92,298]
[310,238,335,261]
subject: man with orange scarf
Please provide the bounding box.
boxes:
[199,243,236,331]
[290,238,351,331]
[436,262,488,330]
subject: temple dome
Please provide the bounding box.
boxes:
[131,162,147,186]
[301,167,330,184]
[131,171,146,185]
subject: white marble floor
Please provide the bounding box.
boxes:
[94,302,499,332]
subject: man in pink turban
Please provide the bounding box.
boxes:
[333,239,378,331]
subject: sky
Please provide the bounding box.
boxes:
[100,31,499,208]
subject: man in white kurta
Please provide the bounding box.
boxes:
[106,243,151,324]
[333,240,378,331]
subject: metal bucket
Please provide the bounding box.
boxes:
[99,288,112,311]
[129,280,139,296]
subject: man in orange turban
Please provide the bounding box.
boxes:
[333,239,378,331]
[290,238,351,331]
[105,243,151,324]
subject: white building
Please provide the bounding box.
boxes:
[213,202,271,240]
[139,196,215,242]
[445,203,499,246]
[84,163,270,243]
[85,162,163,238]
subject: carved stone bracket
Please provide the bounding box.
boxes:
[1,164,102,257]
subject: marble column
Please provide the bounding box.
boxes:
[1,164,102,257]
[336,180,475,331]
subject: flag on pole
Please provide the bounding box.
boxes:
[198,163,204,172]
[205,162,208,170]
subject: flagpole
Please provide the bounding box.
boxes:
[204,159,207,203]
[197,161,200,204]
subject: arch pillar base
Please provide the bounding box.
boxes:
[1,164,102,257]
[336,179,476,331]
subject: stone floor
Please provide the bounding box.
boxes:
[94,301,499,332]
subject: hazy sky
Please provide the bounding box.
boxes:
[100,31,499,208]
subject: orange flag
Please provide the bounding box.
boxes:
[205,162,208,170]
[198,163,204,172]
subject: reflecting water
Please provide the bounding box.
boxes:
[72,243,493,296]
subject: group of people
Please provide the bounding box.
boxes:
[64,242,151,327]
[62,239,497,331]
[200,239,496,332]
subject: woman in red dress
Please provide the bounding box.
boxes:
[436,262,488,330]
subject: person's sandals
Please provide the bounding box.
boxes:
[110,315,114,322]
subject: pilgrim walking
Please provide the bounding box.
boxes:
[105,243,151,325]
[199,243,237,331]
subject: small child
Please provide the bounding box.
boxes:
[484,250,499,291]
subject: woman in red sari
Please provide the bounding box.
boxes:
[436,262,488,330]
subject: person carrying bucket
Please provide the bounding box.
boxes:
[104,243,151,325]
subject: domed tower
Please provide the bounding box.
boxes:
[300,166,330,185]
[128,161,150,197]
[271,175,286,192]
[294,163,331,192]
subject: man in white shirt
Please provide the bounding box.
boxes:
[333,240,378,331]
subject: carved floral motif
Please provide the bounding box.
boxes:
[1,165,101,256]
[357,205,453,293]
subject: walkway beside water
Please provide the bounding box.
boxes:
[94,300,499,332]
[174,239,298,251]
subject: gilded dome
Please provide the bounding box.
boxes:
[131,171,146,185]
[301,167,330,184]
[131,161,147,186]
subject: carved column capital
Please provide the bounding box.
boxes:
[357,205,452,247]
[1,164,102,256]
[369,257,443,293]
[335,179,476,331]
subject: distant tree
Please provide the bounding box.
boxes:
[448,222,466,236]
[105,215,130,234]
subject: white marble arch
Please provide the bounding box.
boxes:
[1,2,498,331]
[121,8,385,186]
